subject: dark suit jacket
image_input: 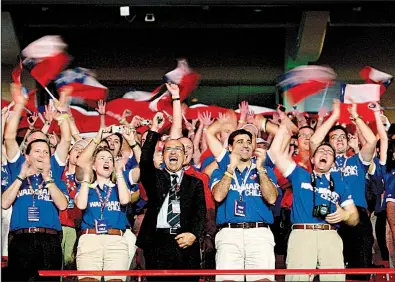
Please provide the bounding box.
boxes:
[136,131,206,250]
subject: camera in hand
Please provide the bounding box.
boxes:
[313,204,330,219]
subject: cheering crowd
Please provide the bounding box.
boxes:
[1,78,395,282]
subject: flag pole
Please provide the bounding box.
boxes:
[319,82,330,109]
[44,87,57,100]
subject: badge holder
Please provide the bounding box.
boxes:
[28,201,40,222]
[234,195,246,217]
[95,217,109,234]
[171,200,181,214]
[67,198,75,209]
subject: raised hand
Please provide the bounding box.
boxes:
[27,113,39,127]
[130,115,144,128]
[122,126,137,146]
[200,111,214,127]
[44,105,57,123]
[254,148,267,168]
[332,99,341,118]
[318,106,329,119]
[11,83,27,105]
[152,112,165,132]
[165,82,180,98]
[96,100,106,115]
[238,101,249,119]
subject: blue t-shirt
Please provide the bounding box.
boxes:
[6,170,69,231]
[77,170,138,230]
[286,163,353,224]
[216,149,273,172]
[210,158,278,225]
[200,155,215,172]
[331,153,370,209]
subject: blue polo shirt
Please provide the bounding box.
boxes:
[284,163,353,224]
[6,172,68,232]
[210,158,277,225]
[125,154,138,170]
[331,153,370,209]
[77,169,138,231]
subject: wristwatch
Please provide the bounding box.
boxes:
[257,168,267,174]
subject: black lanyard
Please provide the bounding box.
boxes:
[310,172,335,209]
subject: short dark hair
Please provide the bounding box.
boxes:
[25,139,51,155]
[228,129,253,147]
[107,133,123,150]
[25,129,48,142]
[313,142,336,157]
[326,125,348,142]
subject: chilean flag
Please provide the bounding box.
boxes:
[360,66,393,90]
[278,65,336,105]
[338,83,382,124]
[55,67,107,106]
[12,36,69,87]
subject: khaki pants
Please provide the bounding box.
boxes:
[61,226,77,268]
[1,207,12,257]
[215,227,275,281]
[76,234,129,281]
[286,229,345,282]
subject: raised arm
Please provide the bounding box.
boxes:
[4,84,26,160]
[349,102,377,163]
[237,101,249,129]
[96,100,106,129]
[67,110,82,141]
[372,102,388,164]
[167,83,183,139]
[42,105,56,134]
[114,157,132,205]
[122,126,141,183]
[269,123,294,175]
[310,99,340,154]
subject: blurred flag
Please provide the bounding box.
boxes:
[12,35,69,87]
[55,67,107,106]
[278,65,336,105]
[360,66,393,89]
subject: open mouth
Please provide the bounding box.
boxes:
[103,164,110,171]
[169,157,178,163]
[319,158,327,164]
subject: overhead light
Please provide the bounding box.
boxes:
[120,6,130,16]
[145,13,155,22]
[253,9,262,12]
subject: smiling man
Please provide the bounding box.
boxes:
[209,129,278,282]
[137,113,206,282]
[271,123,359,282]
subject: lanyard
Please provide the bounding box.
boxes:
[335,156,348,174]
[65,175,76,192]
[172,170,184,198]
[94,185,113,219]
[232,162,253,201]
[26,176,44,206]
[310,172,334,209]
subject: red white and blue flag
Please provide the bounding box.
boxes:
[278,65,337,105]
[55,67,107,105]
[12,35,69,88]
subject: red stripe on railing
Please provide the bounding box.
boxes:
[39,268,395,277]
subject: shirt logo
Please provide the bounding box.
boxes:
[89,200,121,211]
[300,182,340,204]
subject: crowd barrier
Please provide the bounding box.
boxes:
[39,268,395,281]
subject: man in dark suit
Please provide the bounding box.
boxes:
[137,112,206,282]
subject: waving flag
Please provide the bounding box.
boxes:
[360,66,393,89]
[13,36,69,87]
[55,67,107,106]
[278,65,336,105]
[338,83,382,124]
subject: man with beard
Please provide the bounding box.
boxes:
[137,112,206,282]
[310,99,377,281]
[209,129,278,282]
[271,123,359,282]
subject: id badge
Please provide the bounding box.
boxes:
[67,198,75,209]
[171,200,181,214]
[234,200,246,217]
[95,219,108,234]
[28,206,40,222]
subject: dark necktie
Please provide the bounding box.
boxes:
[167,174,180,227]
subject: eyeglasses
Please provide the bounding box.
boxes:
[330,134,347,140]
[298,133,313,139]
[316,147,334,156]
[164,147,184,153]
